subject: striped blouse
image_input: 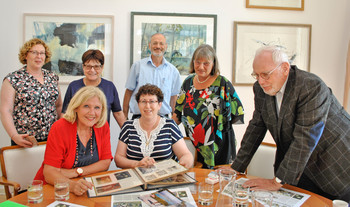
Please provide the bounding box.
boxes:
[119,117,183,161]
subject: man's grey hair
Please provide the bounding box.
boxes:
[255,45,289,65]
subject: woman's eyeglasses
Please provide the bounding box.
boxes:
[28,51,46,56]
[139,100,158,105]
[83,64,102,71]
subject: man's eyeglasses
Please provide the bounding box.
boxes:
[251,63,282,80]
[83,64,102,71]
[139,100,158,105]
[28,51,46,56]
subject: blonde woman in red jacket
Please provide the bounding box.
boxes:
[34,86,112,196]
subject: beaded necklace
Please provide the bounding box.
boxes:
[73,127,93,168]
[196,75,211,84]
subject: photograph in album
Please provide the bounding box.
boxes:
[85,159,195,197]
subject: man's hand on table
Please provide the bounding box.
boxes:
[243,178,283,191]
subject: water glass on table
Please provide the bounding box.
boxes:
[251,190,273,207]
[55,178,70,201]
[233,180,250,207]
[198,182,214,205]
[218,168,236,193]
[27,180,43,204]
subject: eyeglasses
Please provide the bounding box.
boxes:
[28,51,46,56]
[139,100,158,105]
[83,64,102,71]
[194,60,212,67]
[251,63,282,80]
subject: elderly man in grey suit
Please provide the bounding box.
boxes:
[231,45,350,203]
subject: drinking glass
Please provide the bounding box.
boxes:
[27,180,43,204]
[252,190,273,207]
[54,179,70,201]
[218,168,236,193]
[198,182,214,205]
[233,181,250,207]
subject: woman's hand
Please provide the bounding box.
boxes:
[70,178,93,196]
[12,134,33,148]
[137,157,156,168]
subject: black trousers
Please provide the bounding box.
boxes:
[296,173,350,203]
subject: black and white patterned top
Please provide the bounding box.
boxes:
[5,67,60,143]
[119,118,182,161]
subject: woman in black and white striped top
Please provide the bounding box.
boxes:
[114,84,193,169]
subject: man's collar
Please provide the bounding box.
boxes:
[278,76,288,95]
[147,55,168,67]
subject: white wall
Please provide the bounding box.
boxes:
[0,0,349,169]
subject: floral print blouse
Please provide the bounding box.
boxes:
[174,74,244,168]
[5,67,60,143]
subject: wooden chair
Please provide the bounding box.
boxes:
[0,142,46,199]
[246,142,276,179]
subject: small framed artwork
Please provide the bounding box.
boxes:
[24,13,114,83]
[246,0,304,11]
[131,12,217,76]
[233,21,311,85]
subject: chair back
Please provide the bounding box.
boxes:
[183,137,203,168]
[0,142,46,198]
[246,142,276,179]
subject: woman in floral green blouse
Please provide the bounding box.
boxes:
[172,44,244,169]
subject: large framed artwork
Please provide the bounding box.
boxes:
[24,13,114,83]
[246,0,304,11]
[233,21,311,85]
[131,12,217,76]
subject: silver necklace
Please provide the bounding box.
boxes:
[196,75,211,84]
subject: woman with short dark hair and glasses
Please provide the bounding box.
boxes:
[114,84,193,169]
[0,38,62,147]
[62,49,126,128]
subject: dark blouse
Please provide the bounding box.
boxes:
[74,130,99,167]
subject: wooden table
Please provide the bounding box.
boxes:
[9,168,332,206]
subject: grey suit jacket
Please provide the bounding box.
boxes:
[232,66,350,196]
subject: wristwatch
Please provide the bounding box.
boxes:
[76,168,84,177]
[275,177,285,185]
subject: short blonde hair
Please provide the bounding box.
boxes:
[63,86,107,128]
[18,38,52,65]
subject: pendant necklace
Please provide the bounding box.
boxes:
[196,75,211,84]
[73,127,93,168]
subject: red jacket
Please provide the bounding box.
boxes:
[34,118,112,183]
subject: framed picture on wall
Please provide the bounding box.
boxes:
[24,13,114,83]
[130,12,217,76]
[233,21,311,85]
[246,0,304,11]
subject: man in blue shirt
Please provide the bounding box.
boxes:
[123,33,182,119]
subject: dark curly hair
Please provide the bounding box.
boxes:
[135,84,164,103]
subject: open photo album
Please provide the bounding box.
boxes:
[85,159,196,197]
